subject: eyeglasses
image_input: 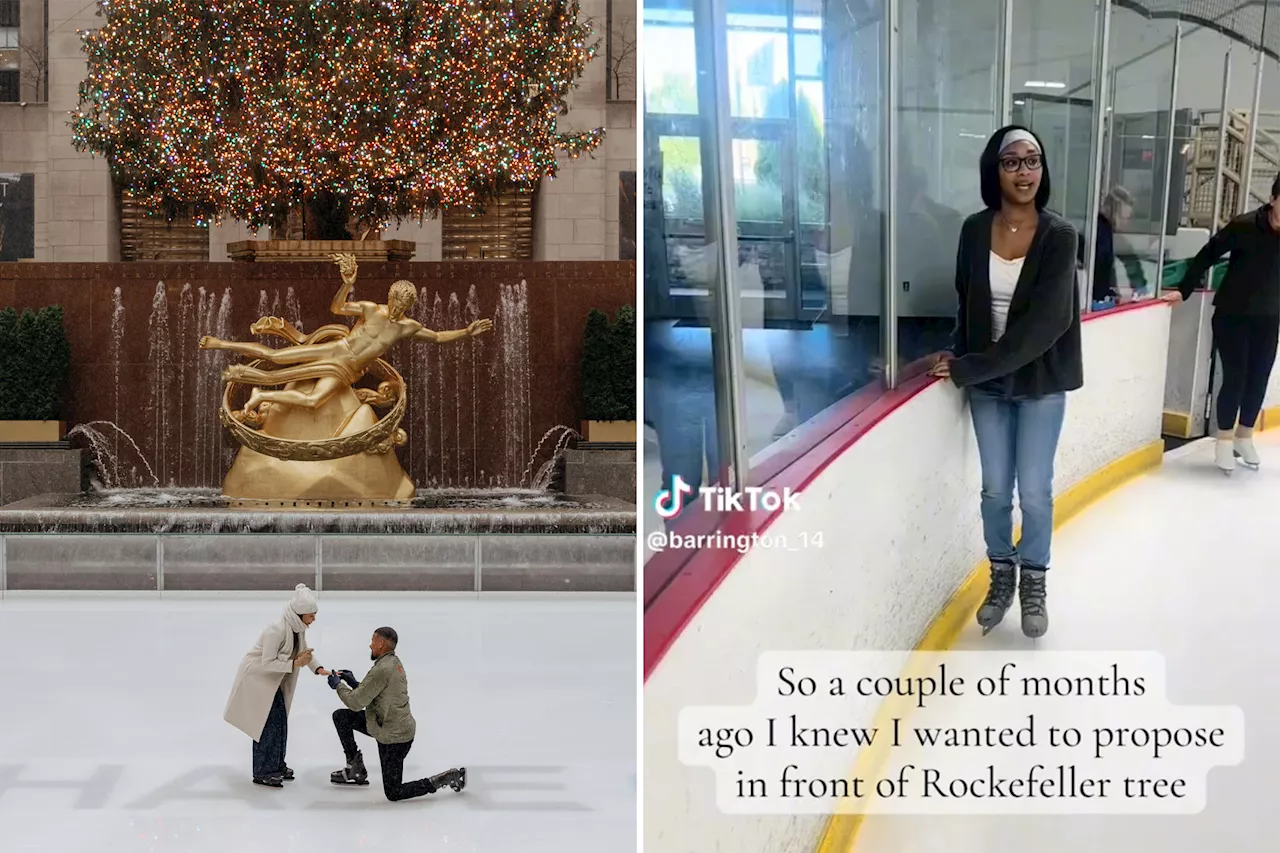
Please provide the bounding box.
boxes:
[999,154,1043,173]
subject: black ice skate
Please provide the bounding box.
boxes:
[330,750,370,786]
[253,774,284,788]
[976,560,1016,635]
[1019,567,1048,639]
[282,765,295,781]
[428,767,467,793]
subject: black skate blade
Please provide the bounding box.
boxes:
[981,624,994,636]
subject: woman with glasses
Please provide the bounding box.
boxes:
[930,125,1082,640]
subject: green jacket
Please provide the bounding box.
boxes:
[336,653,417,744]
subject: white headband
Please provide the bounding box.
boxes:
[999,129,1040,154]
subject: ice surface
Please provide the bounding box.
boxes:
[0,593,635,852]
[853,435,1280,852]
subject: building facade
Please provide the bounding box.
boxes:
[0,0,636,263]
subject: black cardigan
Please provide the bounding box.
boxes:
[948,208,1083,397]
[1177,204,1280,316]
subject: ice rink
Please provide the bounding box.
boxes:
[856,434,1280,852]
[0,593,635,852]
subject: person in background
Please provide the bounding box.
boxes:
[930,125,1082,640]
[1163,173,1280,474]
[1084,186,1147,304]
[223,583,330,788]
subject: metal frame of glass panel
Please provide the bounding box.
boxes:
[1155,20,1182,290]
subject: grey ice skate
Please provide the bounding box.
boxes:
[330,750,370,786]
[976,560,1017,635]
[1019,567,1048,639]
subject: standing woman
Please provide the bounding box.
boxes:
[930,125,1082,639]
[1162,174,1280,474]
[224,583,331,787]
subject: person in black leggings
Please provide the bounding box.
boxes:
[1165,173,1280,473]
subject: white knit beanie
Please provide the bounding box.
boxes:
[290,583,318,615]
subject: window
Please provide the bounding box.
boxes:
[606,0,636,101]
[441,185,535,259]
[118,189,211,261]
[0,69,18,102]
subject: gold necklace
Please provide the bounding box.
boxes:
[1000,212,1032,233]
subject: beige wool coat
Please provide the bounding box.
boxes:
[224,615,322,740]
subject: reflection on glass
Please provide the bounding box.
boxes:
[733,0,887,466]
[1160,26,1260,287]
[643,0,716,531]
[643,0,887,507]
[894,0,1003,369]
[1087,8,1179,307]
[643,5,698,115]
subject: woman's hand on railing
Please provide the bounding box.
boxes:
[927,352,953,379]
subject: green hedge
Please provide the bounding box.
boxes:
[0,306,71,420]
[581,305,636,422]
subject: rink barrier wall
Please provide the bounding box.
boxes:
[642,300,1171,853]
[814,438,1164,853]
[0,533,635,594]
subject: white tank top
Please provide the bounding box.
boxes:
[989,252,1024,341]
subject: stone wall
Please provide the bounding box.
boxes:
[0,260,635,490]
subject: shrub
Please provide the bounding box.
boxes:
[581,305,636,422]
[0,305,71,421]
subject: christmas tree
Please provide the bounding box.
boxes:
[71,0,603,234]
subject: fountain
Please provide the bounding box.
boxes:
[0,258,634,594]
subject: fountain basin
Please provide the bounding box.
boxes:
[0,488,635,593]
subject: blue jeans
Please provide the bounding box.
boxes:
[968,388,1067,570]
[252,688,288,777]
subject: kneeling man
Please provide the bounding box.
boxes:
[328,626,465,800]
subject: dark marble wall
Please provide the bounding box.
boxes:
[0,260,635,490]
[620,171,636,260]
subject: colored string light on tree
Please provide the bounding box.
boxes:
[71,0,604,233]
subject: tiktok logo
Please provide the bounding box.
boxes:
[654,474,694,519]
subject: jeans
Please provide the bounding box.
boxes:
[252,688,288,778]
[332,708,436,801]
[968,388,1067,570]
[1212,313,1280,432]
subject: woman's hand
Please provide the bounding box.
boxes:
[928,352,953,378]
[294,649,313,669]
[316,667,330,676]
[1161,290,1184,304]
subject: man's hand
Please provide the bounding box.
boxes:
[1161,290,1184,304]
[467,318,493,337]
[327,671,343,690]
[339,670,359,689]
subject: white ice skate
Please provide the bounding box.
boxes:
[1215,436,1236,475]
[1235,436,1261,470]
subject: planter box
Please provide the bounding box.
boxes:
[0,420,64,442]
[581,420,636,443]
[227,240,417,262]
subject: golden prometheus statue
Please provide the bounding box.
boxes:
[199,253,492,504]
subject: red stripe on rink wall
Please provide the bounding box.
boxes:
[642,298,1169,681]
